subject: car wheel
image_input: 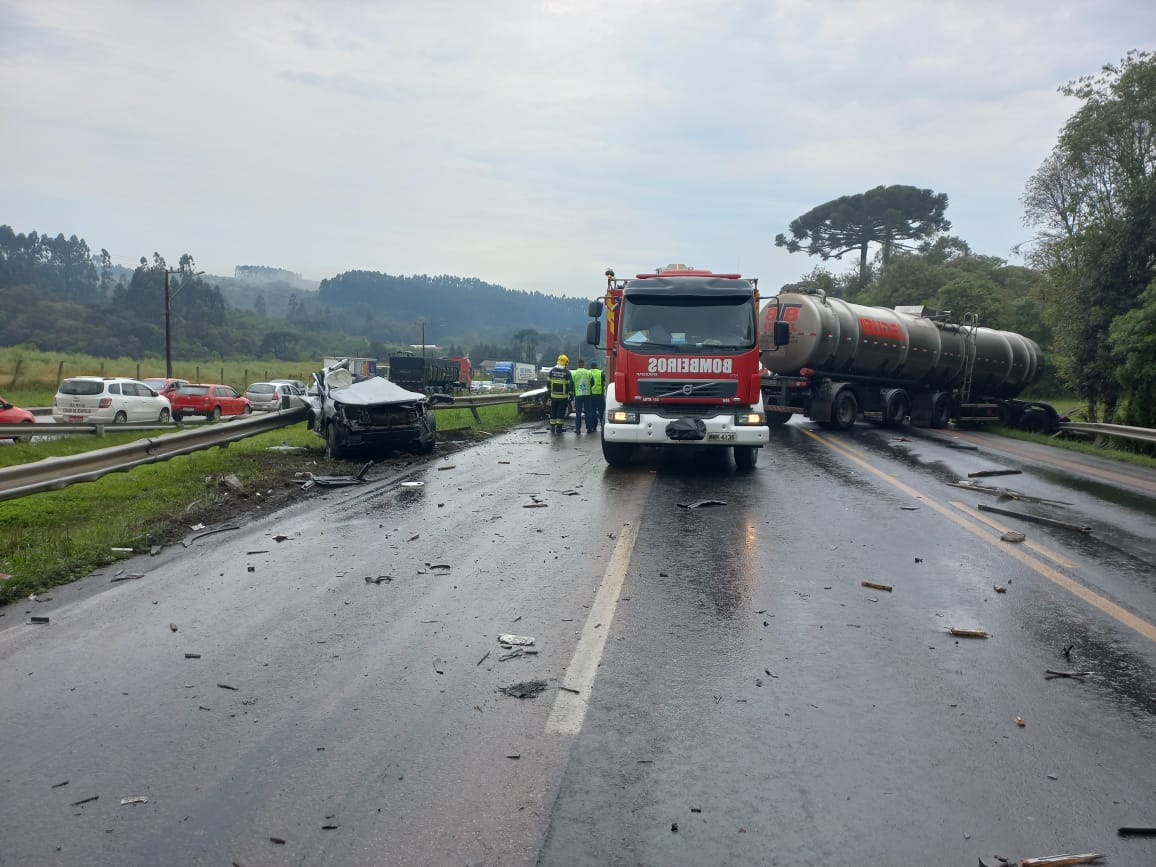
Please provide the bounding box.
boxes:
[113,411,128,424]
[210,406,222,422]
[15,421,34,443]
[243,405,252,415]
[158,408,171,423]
[326,423,348,461]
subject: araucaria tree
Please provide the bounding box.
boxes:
[1021,50,1156,423]
[775,185,951,288]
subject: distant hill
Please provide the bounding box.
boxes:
[316,271,588,340]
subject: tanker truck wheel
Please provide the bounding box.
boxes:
[1017,410,1047,434]
[734,445,759,470]
[883,391,910,428]
[827,389,859,431]
[767,411,793,428]
[930,393,952,428]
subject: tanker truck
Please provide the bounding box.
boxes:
[759,286,1063,433]
[586,265,780,468]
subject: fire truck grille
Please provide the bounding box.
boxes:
[636,379,738,399]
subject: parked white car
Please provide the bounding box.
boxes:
[52,376,172,424]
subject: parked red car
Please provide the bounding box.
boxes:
[141,377,190,395]
[169,384,251,422]
[0,395,36,441]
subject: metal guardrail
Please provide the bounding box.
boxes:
[0,421,181,437]
[1059,421,1156,445]
[0,407,309,504]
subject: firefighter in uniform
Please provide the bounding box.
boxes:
[589,361,605,431]
[546,355,573,434]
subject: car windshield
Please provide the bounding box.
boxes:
[60,380,104,396]
[619,294,755,350]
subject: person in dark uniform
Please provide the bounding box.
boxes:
[546,355,573,434]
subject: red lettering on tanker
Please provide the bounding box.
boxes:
[646,357,733,374]
[859,317,903,340]
[781,306,800,322]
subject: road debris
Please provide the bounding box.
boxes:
[295,462,374,490]
[29,616,49,625]
[978,504,1091,533]
[269,837,286,845]
[1019,854,1104,867]
[677,500,727,509]
[476,651,490,666]
[523,502,548,508]
[948,628,988,638]
[499,634,535,646]
[1044,669,1095,679]
[1000,530,1026,543]
[52,780,69,788]
[110,572,144,583]
[433,658,444,674]
[499,649,525,662]
[437,464,455,471]
[184,653,201,659]
[861,581,892,592]
[500,680,548,699]
[169,623,178,632]
[947,480,1073,506]
[365,575,392,585]
[405,534,419,542]
[182,524,241,547]
[119,796,148,806]
[1118,827,1156,837]
[506,753,521,759]
[967,469,1023,478]
[993,585,1007,594]
[217,683,238,691]
[401,481,424,488]
[70,796,99,807]
[1015,717,1026,727]
[426,563,451,572]
[111,546,133,555]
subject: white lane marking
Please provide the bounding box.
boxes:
[546,521,640,735]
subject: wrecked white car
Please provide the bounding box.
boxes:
[309,359,453,460]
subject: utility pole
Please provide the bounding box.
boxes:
[161,258,204,378]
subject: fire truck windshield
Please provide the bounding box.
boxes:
[620,295,754,351]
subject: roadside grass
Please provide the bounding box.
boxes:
[0,400,526,606]
[992,425,1156,470]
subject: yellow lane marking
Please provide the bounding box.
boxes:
[802,429,1156,644]
[949,500,1079,569]
[546,520,640,735]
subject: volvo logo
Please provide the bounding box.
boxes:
[681,384,693,395]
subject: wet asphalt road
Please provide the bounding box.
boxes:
[1,419,1154,867]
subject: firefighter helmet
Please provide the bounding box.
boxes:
[557,354,569,365]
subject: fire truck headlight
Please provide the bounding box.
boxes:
[734,412,765,426]
[607,409,639,424]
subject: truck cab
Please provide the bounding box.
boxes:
[587,266,768,469]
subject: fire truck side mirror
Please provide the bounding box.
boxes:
[587,300,603,318]
[586,320,602,347]
[773,320,790,346]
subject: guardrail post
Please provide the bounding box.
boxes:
[470,405,482,422]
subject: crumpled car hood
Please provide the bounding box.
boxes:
[322,374,427,406]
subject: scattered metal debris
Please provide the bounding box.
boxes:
[1019,854,1103,867]
[182,524,241,548]
[405,534,419,542]
[110,572,144,583]
[437,465,455,471]
[119,796,148,806]
[861,581,892,592]
[70,795,99,807]
[1015,717,1026,727]
[433,658,444,674]
[498,634,535,646]
[499,649,525,662]
[476,651,491,666]
[365,575,392,585]
[218,683,238,691]
[523,502,548,508]
[401,481,425,488]
[1044,669,1095,679]
[677,500,727,509]
[272,533,290,542]
[500,680,547,699]
[169,623,178,632]
[269,837,286,845]
[1118,827,1156,837]
[993,585,1007,594]
[1000,530,1026,543]
[52,780,69,789]
[111,546,133,555]
[967,469,1023,478]
[948,628,988,638]
[558,686,580,695]
[978,504,1091,533]
[29,616,49,625]
[426,563,451,572]
[184,653,201,659]
[947,480,1073,506]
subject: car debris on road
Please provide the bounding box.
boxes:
[498,634,535,646]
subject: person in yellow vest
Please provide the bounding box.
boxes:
[571,359,594,433]
[546,355,573,434]
[589,361,605,431]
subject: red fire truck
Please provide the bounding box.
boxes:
[586,265,785,468]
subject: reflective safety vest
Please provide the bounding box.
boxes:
[547,366,572,399]
[589,367,604,395]
[571,367,592,396]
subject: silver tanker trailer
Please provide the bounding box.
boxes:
[759,287,1063,433]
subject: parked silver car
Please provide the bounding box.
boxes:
[52,376,172,424]
[243,381,308,412]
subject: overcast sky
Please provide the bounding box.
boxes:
[2,1,1152,298]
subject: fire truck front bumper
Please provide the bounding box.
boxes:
[603,408,769,447]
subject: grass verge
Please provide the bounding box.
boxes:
[0,401,524,606]
[992,425,1156,470]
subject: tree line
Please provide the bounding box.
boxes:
[774,51,1154,426]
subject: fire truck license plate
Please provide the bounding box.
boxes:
[707,432,736,441]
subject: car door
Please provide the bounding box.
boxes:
[124,382,148,421]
